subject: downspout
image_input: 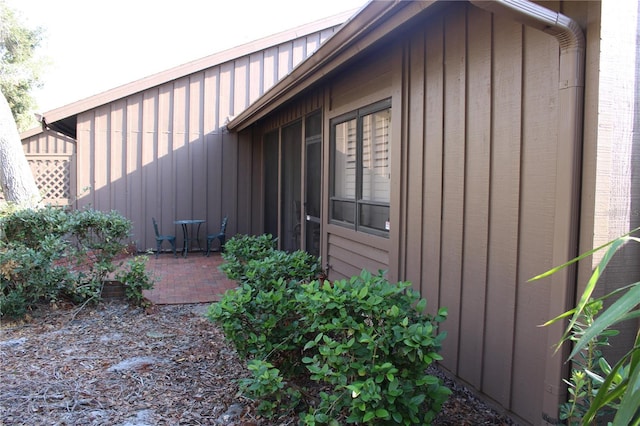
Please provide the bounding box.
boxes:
[468,1,584,425]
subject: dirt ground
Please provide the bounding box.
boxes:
[1,302,515,425]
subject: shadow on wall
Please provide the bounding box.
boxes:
[74,129,245,252]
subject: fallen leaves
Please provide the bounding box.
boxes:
[1,302,251,425]
[1,301,515,425]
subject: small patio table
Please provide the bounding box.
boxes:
[174,219,205,257]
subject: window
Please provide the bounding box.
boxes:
[330,99,391,236]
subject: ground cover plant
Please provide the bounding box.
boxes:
[208,234,451,424]
[532,227,640,425]
[0,205,154,317]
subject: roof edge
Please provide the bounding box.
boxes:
[20,125,44,139]
[227,0,438,132]
[24,8,356,136]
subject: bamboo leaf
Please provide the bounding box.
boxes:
[527,242,614,282]
[528,229,639,283]
[535,228,640,423]
[540,287,637,327]
[583,346,637,424]
[630,329,640,369]
[613,361,640,426]
[569,283,640,359]
[540,307,578,327]
[557,237,632,346]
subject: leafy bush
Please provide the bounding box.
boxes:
[239,359,302,418]
[0,206,150,317]
[115,255,155,306]
[559,300,618,424]
[219,234,277,281]
[208,236,450,424]
[298,272,450,425]
[1,205,69,246]
[532,227,640,425]
[210,248,320,363]
[0,237,70,317]
[62,209,132,302]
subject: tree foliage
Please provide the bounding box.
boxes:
[0,0,47,131]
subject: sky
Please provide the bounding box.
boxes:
[7,0,367,113]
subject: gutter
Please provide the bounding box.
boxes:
[469,1,584,425]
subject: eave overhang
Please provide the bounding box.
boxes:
[226,0,443,132]
[19,10,354,140]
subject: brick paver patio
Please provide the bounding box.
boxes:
[142,252,237,305]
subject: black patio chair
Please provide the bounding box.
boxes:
[206,216,228,256]
[152,217,177,258]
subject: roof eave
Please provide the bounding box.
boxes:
[227,0,441,132]
[23,9,355,138]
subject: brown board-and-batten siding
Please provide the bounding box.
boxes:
[399,3,563,423]
[72,26,339,251]
[244,3,569,419]
[228,1,623,424]
[325,46,396,280]
[248,2,575,424]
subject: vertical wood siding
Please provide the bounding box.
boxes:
[247,2,574,424]
[398,3,563,423]
[482,13,522,408]
[22,131,75,155]
[438,6,466,373]
[258,89,324,132]
[71,28,340,249]
[324,49,394,279]
[458,5,491,390]
[240,2,597,425]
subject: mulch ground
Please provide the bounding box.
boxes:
[0,302,516,425]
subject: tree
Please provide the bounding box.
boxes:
[0,0,46,131]
[0,1,45,207]
[0,91,41,207]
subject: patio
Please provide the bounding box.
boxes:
[141,252,237,305]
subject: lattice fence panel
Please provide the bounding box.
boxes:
[0,155,73,206]
[31,157,71,203]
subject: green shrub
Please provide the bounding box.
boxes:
[243,249,321,286]
[219,234,277,281]
[209,236,450,424]
[0,288,28,318]
[209,249,320,363]
[298,271,451,425]
[1,205,70,247]
[0,207,146,317]
[0,237,71,317]
[115,255,155,306]
[239,359,302,418]
[59,209,133,303]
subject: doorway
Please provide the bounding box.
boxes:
[281,121,302,252]
[305,112,322,257]
[262,111,322,256]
